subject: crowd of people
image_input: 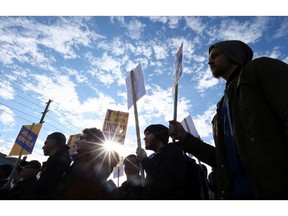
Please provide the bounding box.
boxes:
[0,125,214,200]
[0,39,288,200]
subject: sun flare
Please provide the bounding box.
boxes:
[104,140,125,156]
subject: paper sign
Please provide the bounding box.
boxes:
[67,133,81,158]
[125,63,146,109]
[102,109,129,145]
[181,115,200,138]
[9,123,42,156]
[173,42,183,89]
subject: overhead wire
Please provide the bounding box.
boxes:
[0,72,82,135]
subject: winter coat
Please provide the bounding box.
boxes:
[181,57,288,199]
[32,146,71,199]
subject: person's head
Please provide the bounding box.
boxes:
[20,160,41,179]
[76,127,120,179]
[0,164,13,180]
[144,124,169,152]
[123,154,140,176]
[208,40,253,80]
[76,127,105,157]
[43,132,67,156]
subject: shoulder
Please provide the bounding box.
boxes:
[240,57,288,83]
[52,148,71,163]
[246,57,288,69]
[165,144,184,155]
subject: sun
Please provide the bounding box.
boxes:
[104,140,125,156]
[104,141,118,151]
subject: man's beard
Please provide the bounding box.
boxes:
[211,63,233,79]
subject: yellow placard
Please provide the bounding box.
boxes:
[9,123,42,156]
[67,134,81,157]
[102,109,129,145]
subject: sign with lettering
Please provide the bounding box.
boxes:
[9,123,42,156]
[67,133,81,158]
[102,109,129,145]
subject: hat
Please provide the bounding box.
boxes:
[47,132,66,145]
[144,124,169,145]
[209,40,253,65]
[25,160,41,169]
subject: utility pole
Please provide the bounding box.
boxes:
[39,99,53,123]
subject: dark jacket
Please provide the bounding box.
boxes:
[1,176,38,200]
[181,57,288,199]
[141,144,198,199]
[32,146,71,199]
[57,158,117,200]
[117,175,142,200]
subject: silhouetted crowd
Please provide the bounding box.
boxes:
[0,127,215,200]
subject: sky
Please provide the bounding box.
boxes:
[0,0,287,214]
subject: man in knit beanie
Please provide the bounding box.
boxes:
[143,124,169,151]
[136,124,199,199]
[169,40,288,199]
[208,40,253,66]
[207,40,253,80]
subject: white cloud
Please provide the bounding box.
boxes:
[185,17,206,34]
[89,52,126,86]
[282,56,288,64]
[126,19,146,40]
[137,84,191,125]
[0,81,15,100]
[273,17,288,39]
[193,105,215,138]
[153,44,169,60]
[0,17,104,67]
[149,16,181,29]
[0,105,15,127]
[134,42,153,58]
[196,68,219,92]
[213,17,270,43]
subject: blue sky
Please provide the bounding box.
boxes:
[0,16,288,182]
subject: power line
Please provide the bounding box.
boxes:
[0,74,81,135]
[0,72,45,109]
[0,102,39,122]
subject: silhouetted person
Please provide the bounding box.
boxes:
[137,124,200,199]
[169,40,288,199]
[32,132,71,199]
[117,154,142,199]
[57,128,120,199]
[0,164,13,190]
[1,160,41,199]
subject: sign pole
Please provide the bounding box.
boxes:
[172,84,178,143]
[172,42,183,143]
[130,70,145,186]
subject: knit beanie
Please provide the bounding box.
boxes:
[144,124,169,144]
[209,40,253,65]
